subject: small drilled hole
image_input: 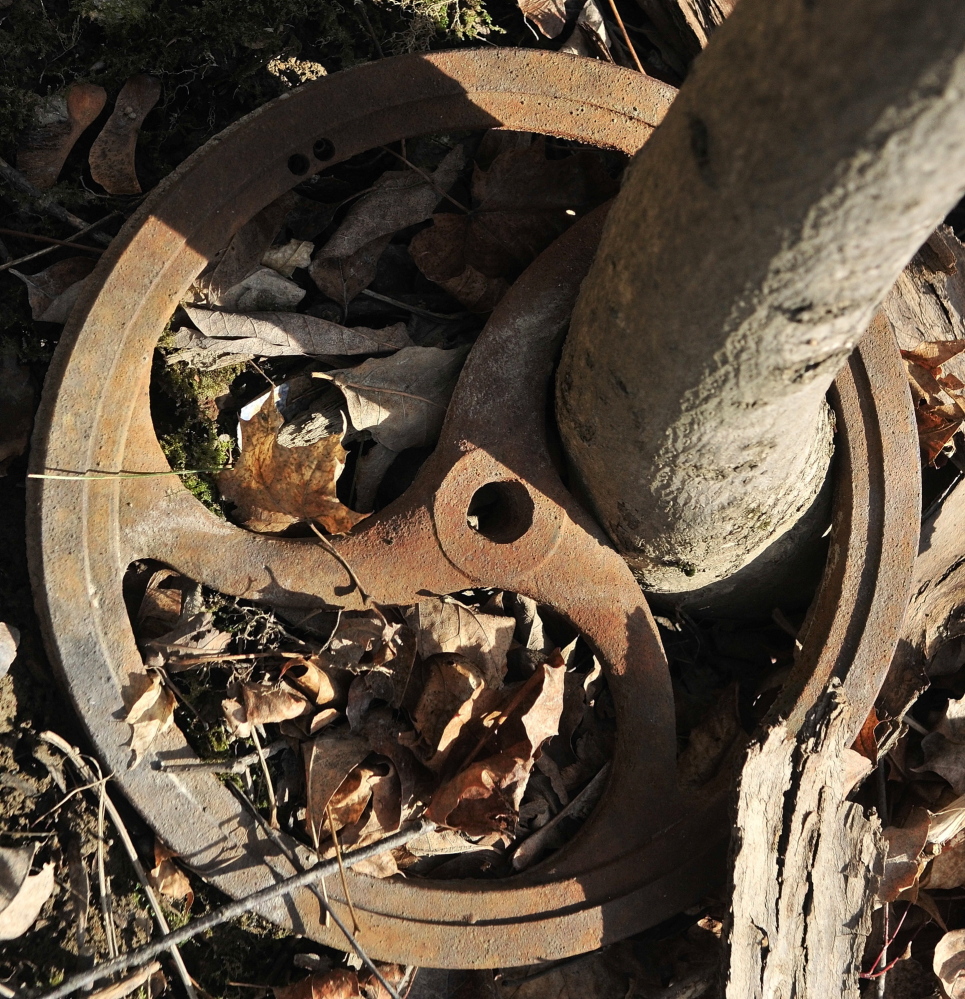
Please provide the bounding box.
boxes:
[288,153,311,175]
[313,137,335,161]
[466,481,534,544]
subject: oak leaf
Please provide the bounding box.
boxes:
[124,672,176,768]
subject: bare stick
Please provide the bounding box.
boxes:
[327,802,361,934]
[309,521,370,603]
[156,740,289,774]
[0,157,112,244]
[31,821,429,999]
[39,733,198,999]
[603,0,645,73]
[359,288,465,321]
[0,226,103,255]
[250,726,279,828]
[96,777,119,959]
[379,146,470,214]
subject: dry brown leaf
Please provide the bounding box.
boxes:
[135,568,187,640]
[410,140,617,311]
[145,611,231,670]
[880,806,930,902]
[517,0,568,37]
[12,256,96,322]
[263,239,314,277]
[915,694,965,793]
[149,841,193,910]
[902,342,965,463]
[88,74,161,195]
[281,658,342,706]
[413,653,486,751]
[935,928,965,998]
[310,145,465,306]
[274,968,361,999]
[303,730,371,847]
[852,706,880,762]
[328,765,379,830]
[323,611,396,668]
[346,671,395,730]
[219,267,306,312]
[193,195,294,304]
[0,623,18,679]
[0,343,35,474]
[0,852,54,940]
[242,681,312,726]
[560,0,612,59]
[426,659,565,835]
[927,829,965,890]
[222,697,251,739]
[405,598,515,687]
[676,683,746,790]
[124,672,176,768]
[89,963,164,999]
[217,386,367,534]
[177,307,412,361]
[319,345,468,452]
[17,83,107,189]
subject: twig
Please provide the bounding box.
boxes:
[603,0,645,73]
[156,740,289,774]
[359,288,466,321]
[0,157,112,244]
[38,732,199,999]
[30,821,429,999]
[0,226,103,256]
[327,802,361,935]
[308,521,370,603]
[379,146,470,214]
[96,775,119,960]
[250,726,279,828]
[28,466,230,480]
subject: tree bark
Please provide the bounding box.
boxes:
[557,0,965,605]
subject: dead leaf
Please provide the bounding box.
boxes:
[176,307,412,360]
[88,74,161,195]
[89,963,164,999]
[222,697,251,739]
[192,195,294,304]
[413,653,486,751]
[328,765,378,830]
[149,841,193,910]
[676,683,746,790]
[217,386,367,534]
[561,0,612,59]
[880,806,930,902]
[902,342,965,463]
[12,256,96,322]
[915,694,965,793]
[427,659,565,835]
[0,851,54,940]
[841,748,874,794]
[274,968,361,999]
[517,0,569,37]
[926,829,965,890]
[310,145,465,306]
[935,928,965,998]
[135,568,188,640]
[0,343,35,473]
[263,239,314,277]
[282,658,342,706]
[17,84,107,189]
[347,671,395,731]
[242,681,312,726]
[303,730,371,847]
[145,611,231,669]
[124,672,176,767]
[410,139,617,311]
[320,344,467,451]
[405,598,515,687]
[852,706,880,762]
[322,611,395,668]
[219,267,306,312]
[0,622,19,678]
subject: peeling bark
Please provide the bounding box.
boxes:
[726,690,882,999]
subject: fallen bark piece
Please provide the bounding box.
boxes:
[180,307,412,358]
[726,691,881,999]
[88,75,161,195]
[17,84,107,189]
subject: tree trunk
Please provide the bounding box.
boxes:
[557,0,965,611]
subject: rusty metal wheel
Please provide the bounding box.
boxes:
[28,49,920,968]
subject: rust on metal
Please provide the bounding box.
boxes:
[27,50,920,968]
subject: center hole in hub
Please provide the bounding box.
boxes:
[466,480,534,544]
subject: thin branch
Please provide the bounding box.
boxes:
[359,287,466,321]
[250,726,279,828]
[39,733,198,999]
[96,775,119,960]
[0,226,103,256]
[31,820,429,999]
[308,521,370,604]
[327,802,361,935]
[0,157,112,244]
[603,0,645,73]
[156,740,289,774]
[379,146,470,214]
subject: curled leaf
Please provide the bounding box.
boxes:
[124,672,176,767]
[242,681,312,726]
